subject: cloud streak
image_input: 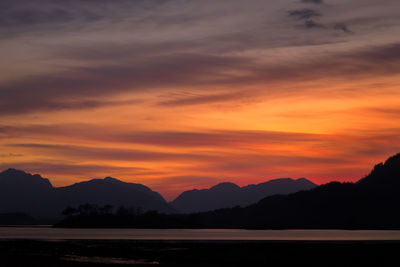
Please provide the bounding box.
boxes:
[301,0,324,4]
[6,143,216,163]
[0,0,172,38]
[0,53,252,115]
[1,42,400,116]
[288,9,321,20]
[334,23,353,34]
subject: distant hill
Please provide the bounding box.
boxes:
[0,168,317,219]
[171,178,317,213]
[0,169,57,218]
[0,169,173,219]
[56,177,172,213]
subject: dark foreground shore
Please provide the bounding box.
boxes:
[1,239,400,267]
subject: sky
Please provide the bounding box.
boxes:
[1,0,400,200]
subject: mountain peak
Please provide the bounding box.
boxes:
[103,177,121,183]
[210,182,240,191]
[1,168,28,176]
[357,153,400,186]
[383,153,400,168]
[0,168,52,187]
[1,168,45,180]
[296,177,317,185]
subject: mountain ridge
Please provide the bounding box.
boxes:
[171,177,317,213]
[0,168,317,219]
[193,153,400,229]
[57,153,400,229]
[0,169,173,218]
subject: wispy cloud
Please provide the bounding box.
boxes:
[334,23,353,34]
[2,42,400,115]
[6,143,217,163]
[301,0,324,4]
[288,9,321,20]
[304,19,325,28]
[0,0,171,38]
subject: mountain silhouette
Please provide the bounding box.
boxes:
[0,169,57,218]
[0,169,172,218]
[357,153,400,188]
[57,153,400,229]
[56,177,172,213]
[7,153,400,229]
[0,168,317,219]
[171,178,316,213]
[189,153,400,229]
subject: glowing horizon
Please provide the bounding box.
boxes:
[1,0,400,200]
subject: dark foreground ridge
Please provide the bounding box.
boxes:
[1,239,400,267]
[0,213,36,225]
[57,153,400,229]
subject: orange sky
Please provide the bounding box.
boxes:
[1,0,400,200]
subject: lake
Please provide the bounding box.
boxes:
[1,227,400,240]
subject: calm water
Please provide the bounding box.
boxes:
[1,227,400,240]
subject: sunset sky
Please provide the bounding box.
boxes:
[1,0,400,200]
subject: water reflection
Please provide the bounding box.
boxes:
[62,255,159,265]
[1,227,400,240]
